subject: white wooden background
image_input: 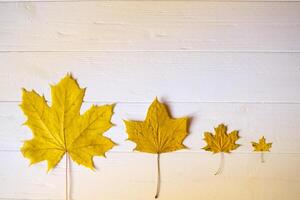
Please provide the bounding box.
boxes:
[0,1,300,200]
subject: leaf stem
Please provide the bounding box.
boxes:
[66,153,69,200]
[260,152,265,163]
[155,153,161,199]
[215,152,225,175]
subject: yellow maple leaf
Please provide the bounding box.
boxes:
[20,74,115,171]
[203,124,240,175]
[252,136,272,152]
[203,123,240,153]
[124,98,189,198]
[251,136,272,163]
[124,98,188,154]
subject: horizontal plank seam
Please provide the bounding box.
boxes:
[1,101,300,104]
[0,199,62,200]
[1,0,300,2]
[2,150,300,154]
[1,50,300,53]
[0,198,64,200]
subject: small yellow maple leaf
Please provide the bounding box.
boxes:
[124,98,189,198]
[203,123,240,153]
[20,74,115,171]
[124,98,188,154]
[251,136,272,152]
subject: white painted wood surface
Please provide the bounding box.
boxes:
[0,1,300,200]
[0,2,300,51]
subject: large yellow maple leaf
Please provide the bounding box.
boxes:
[124,98,189,198]
[20,74,115,171]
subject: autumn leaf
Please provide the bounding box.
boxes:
[252,136,272,152]
[20,74,115,171]
[203,124,240,153]
[124,98,189,198]
[203,124,240,175]
[124,98,188,154]
[251,136,272,163]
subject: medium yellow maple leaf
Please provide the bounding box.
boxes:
[20,74,115,171]
[124,98,188,154]
[203,123,240,153]
[124,98,189,198]
[252,136,272,152]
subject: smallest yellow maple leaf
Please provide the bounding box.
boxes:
[251,136,272,152]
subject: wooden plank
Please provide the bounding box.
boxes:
[0,1,300,51]
[1,101,300,153]
[0,151,299,200]
[1,0,300,2]
[0,52,300,102]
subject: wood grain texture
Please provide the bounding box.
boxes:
[0,1,300,51]
[0,152,299,200]
[1,101,300,153]
[0,1,299,199]
[2,0,300,2]
[0,52,300,102]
